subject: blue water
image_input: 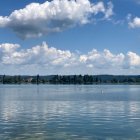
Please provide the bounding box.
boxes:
[0,85,140,140]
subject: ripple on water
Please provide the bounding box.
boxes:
[0,85,140,140]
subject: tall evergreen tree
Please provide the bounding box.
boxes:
[37,74,39,85]
[2,75,5,84]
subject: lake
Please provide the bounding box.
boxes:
[0,85,140,140]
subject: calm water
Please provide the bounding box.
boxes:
[0,85,140,140]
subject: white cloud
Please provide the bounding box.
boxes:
[0,0,113,39]
[0,42,76,66]
[0,42,140,75]
[127,52,140,67]
[104,2,114,19]
[79,49,125,69]
[129,17,140,28]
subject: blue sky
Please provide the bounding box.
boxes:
[0,0,140,75]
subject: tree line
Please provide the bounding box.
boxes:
[0,75,140,84]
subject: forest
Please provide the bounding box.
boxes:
[0,75,140,84]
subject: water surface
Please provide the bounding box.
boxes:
[0,85,140,140]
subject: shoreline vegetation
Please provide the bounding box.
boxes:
[0,75,140,85]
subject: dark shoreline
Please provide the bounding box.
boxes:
[0,75,140,85]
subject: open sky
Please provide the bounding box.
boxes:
[0,0,140,75]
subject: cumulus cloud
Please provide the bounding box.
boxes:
[80,49,125,68]
[128,17,140,28]
[0,0,113,38]
[0,42,140,75]
[0,42,76,66]
[127,52,140,67]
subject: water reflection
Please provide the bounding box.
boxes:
[0,85,140,139]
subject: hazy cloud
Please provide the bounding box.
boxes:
[134,0,140,4]
[0,0,113,39]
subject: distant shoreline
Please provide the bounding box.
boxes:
[0,83,140,85]
[0,75,140,85]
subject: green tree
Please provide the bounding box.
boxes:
[37,74,39,85]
